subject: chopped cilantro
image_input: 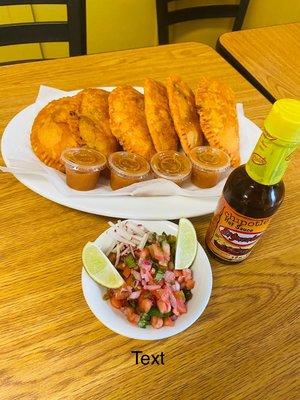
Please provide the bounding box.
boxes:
[148,307,173,318]
[124,254,137,268]
[138,312,150,328]
[155,268,165,281]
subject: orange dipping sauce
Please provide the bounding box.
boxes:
[189,146,230,188]
[61,147,107,191]
[108,152,150,190]
[150,150,191,186]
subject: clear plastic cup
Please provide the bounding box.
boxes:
[189,146,230,188]
[61,147,107,191]
[150,150,192,186]
[108,151,150,190]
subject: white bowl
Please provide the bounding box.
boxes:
[81,220,213,340]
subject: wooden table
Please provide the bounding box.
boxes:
[219,23,300,102]
[0,43,299,400]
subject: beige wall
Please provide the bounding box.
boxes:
[0,0,299,63]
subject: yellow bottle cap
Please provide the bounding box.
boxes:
[264,99,300,144]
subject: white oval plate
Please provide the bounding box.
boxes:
[1,87,261,219]
[81,220,213,340]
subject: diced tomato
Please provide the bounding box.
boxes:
[163,317,174,327]
[151,316,164,329]
[125,275,135,287]
[182,269,192,280]
[123,307,140,325]
[140,247,150,259]
[110,297,123,309]
[162,241,171,262]
[174,291,185,301]
[148,244,166,264]
[157,300,171,314]
[176,299,187,315]
[185,279,195,289]
[138,294,152,312]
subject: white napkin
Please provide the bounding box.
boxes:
[5,85,261,198]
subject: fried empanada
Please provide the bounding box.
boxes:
[144,78,178,152]
[108,86,155,161]
[167,75,203,154]
[195,77,240,167]
[77,88,118,156]
[30,96,82,171]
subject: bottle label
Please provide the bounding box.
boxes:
[206,197,272,262]
[245,128,296,185]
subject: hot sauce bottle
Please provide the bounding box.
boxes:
[206,99,300,263]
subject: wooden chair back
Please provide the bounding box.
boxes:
[0,0,86,61]
[156,0,250,45]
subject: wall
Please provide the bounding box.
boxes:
[0,0,299,63]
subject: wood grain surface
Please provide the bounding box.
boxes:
[219,23,300,101]
[0,43,299,400]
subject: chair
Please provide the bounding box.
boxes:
[0,0,86,63]
[156,0,250,45]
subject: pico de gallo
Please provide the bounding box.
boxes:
[104,221,195,329]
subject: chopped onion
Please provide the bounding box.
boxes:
[108,220,149,249]
[128,290,141,300]
[126,221,148,236]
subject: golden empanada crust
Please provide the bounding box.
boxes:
[108,85,155,161]
[30,96,81,171]
[167,75,203,154]
[144,78,178,152]
[77,88,118,156]
[195,77,240,167]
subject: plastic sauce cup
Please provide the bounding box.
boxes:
[189,146,230,188]
[150,150,192,186]
[108,151,150,190]
[61,147,107,191]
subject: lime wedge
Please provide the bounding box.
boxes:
[82,242,124,288]
[174,218,197,270]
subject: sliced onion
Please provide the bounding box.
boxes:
[138,232,149,250]
[117,227,133,241]
[105,239,117,256]
[110,232,136,246]
[126,222,148,236]
[115,243,121,266]
[108,220,149,249]
[130,245,135,258]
